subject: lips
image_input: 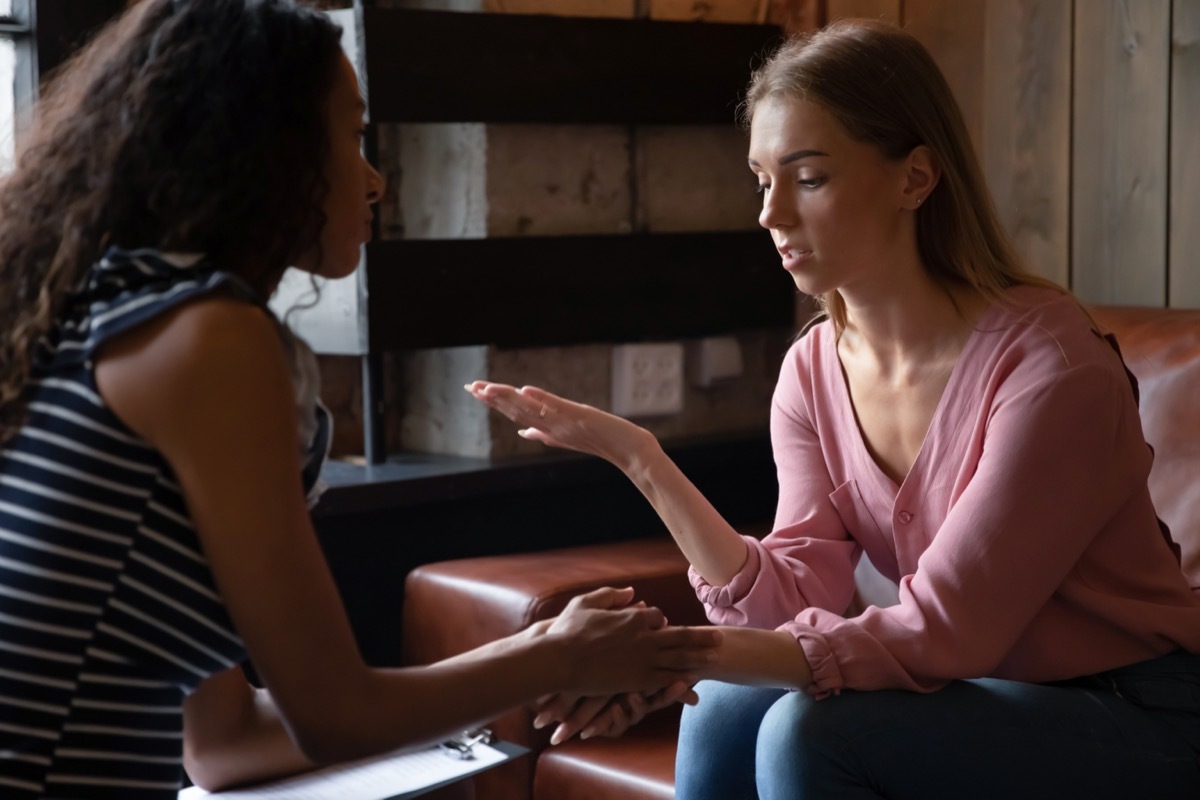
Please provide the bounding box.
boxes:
[777,246,812,270]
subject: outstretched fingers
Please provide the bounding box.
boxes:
[464,381,576,446]
[464,381,542,426]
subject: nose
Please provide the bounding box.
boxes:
[758,185,795,231]
[365,158,385,205]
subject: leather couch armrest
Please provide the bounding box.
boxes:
[400,536,703,800]
[402,537,703,667]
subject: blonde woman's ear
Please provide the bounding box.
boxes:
[903,144,940,209]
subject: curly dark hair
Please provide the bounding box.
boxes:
[0,0,344,443]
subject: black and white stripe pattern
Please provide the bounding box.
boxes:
[0,249,324,798]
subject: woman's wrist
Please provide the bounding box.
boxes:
[620,427,668,484]
[525,619,554,638]
[705,626,812,690]
[525,629,575,692]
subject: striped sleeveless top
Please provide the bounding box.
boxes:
[0,248,331,799]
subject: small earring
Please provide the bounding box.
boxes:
[916,196,924,206]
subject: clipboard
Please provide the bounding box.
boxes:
[404,739,527,800]
[178,735,528,800]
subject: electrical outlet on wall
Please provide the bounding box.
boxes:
[611,342,685,418]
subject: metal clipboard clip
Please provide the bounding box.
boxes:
[438,727,495,760]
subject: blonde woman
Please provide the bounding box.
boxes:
[470,19,1200,799]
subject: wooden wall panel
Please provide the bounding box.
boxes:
[903,0,986,153]
[1171,0,1200,308]
[981,0,1072,284]
[649,0,760,23]
[768,0,821,34]
[1072,0,1170,306]
[482,0,634,16]
[825,0,899,25]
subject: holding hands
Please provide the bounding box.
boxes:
[534,681,700,745]
[534,587,707,745]
[538,586,717,697]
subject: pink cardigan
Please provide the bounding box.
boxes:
[691,286,1200,695]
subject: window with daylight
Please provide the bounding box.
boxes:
[1,38,15,173]
[0,0,29,175]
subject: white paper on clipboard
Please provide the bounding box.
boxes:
[178,740,508,800]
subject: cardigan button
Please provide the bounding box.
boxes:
[897,511,914,524]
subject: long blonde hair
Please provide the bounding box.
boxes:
[742,19,1064,332]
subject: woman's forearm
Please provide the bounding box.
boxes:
[701,626,813,690]
[434,619,551,668]
[463,382,753,586]
[310,633,570,762]
[184,673,315,791]
[185,635,568,791]
[622,434,752,585]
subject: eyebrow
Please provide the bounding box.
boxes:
[747,149,829,167]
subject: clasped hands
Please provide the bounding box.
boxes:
[534,586,714,746]
[533,675,699,746]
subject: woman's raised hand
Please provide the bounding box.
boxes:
[464,381,654,471]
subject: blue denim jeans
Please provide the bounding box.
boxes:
[676,652,1200,799]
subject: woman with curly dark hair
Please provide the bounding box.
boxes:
[0,1,720,797]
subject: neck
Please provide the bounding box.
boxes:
[837,270,987,376]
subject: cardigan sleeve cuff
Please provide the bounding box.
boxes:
[686,537,765,625]
[795,628,844,699]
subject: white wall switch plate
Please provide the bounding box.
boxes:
[611,342,685,418]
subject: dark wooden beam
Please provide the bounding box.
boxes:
[361,8,784,124]
[363,231,795,350]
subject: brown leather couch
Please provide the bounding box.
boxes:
[401,305,1200,800]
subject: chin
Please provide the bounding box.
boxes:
[323,264,360,280]
[789,273,827,297]
[317,251,363,280]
